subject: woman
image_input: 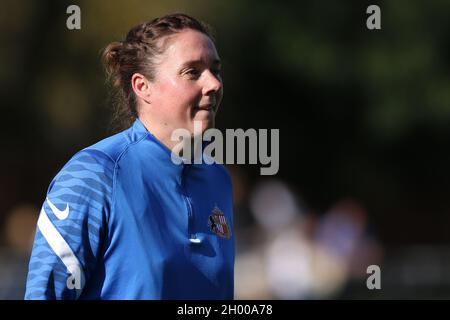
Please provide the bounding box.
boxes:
[25,13,234,299]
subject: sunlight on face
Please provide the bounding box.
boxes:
[150,29,223,136]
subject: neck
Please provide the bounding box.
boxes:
[139,115,204,162]
[138,115,178,151]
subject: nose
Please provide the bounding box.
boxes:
[202,70,222,96]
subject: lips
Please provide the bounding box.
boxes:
[195,104,214,111]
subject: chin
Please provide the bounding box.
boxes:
[191,117,215,134]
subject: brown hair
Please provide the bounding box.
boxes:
[102,13,215,131]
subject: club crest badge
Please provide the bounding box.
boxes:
[208,206,231,239]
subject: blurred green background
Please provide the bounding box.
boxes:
[1,0,450,299]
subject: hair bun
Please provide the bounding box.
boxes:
[102,41,123,81]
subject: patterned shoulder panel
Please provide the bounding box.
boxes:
[25,149,115,300]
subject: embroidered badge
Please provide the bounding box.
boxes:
[208,206,231,239]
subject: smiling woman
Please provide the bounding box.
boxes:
[104,14,223,144]
[133,28,223,149]
[24,13,235,300]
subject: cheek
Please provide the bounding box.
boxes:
[154,81,181,111]
[159,78,199,105]
[156,77,177,95]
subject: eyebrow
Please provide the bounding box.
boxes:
[181,59,221,68]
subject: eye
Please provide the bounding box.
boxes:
[185,68,201,78]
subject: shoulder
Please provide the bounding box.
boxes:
[56,122,149,178]
[83,124,148,164]
[49,124,146,194]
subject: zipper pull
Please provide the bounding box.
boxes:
[189,238,202,244]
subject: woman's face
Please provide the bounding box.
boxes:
[148,29,223,136]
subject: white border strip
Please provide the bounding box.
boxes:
[37,206,84,296]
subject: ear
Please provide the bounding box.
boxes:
[131,73,152,104]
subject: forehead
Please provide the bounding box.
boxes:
[161,29,220,65]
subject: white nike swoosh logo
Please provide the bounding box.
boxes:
[46,197,70,220]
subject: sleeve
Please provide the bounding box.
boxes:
[24,149,115,300]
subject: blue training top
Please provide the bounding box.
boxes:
[25,118,235,299]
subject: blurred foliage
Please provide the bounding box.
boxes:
[0,0,449,244]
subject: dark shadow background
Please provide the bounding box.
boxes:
[1,0,450,299]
